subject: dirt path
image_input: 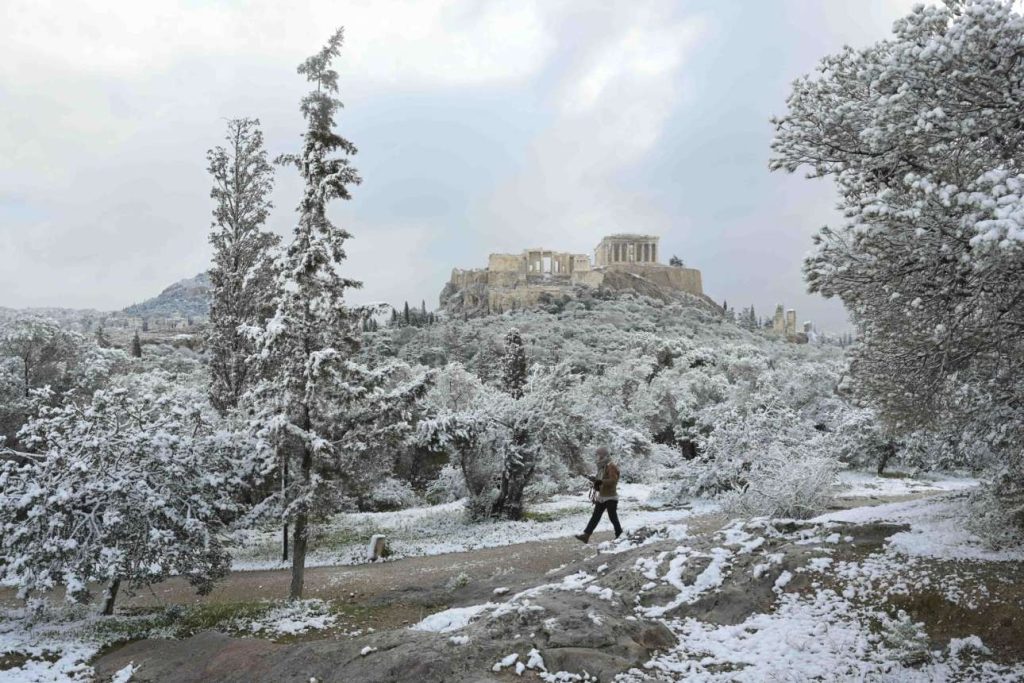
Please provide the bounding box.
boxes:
[112,511,732,632]
[0,492,933,632]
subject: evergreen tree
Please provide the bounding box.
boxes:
[500,328,527,400]
[130,331,142,358]
[403,301,410,326]
[253,27,363,601]
[206,117,278,413]
[94,324,110,349]
[491,327,535,519]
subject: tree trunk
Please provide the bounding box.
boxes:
[490,429,535,521]
[289,511,308,600]
[282,447,289,562]
[101,578,121,616]
[877,440,896,475]
[289,408,313,601]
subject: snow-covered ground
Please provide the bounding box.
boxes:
[230,483,720,571]
[816,493,1024,562]
[620,491,1024,681]
[1,473,1012,682]
[833,470,979,500]
[230,472,980,572]
[402,488,1024,682]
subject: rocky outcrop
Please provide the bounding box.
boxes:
[441,264,718,318]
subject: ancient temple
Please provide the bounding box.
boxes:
[594,234,660,266]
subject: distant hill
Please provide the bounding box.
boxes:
[123,273,211,318]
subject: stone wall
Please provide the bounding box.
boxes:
[602,264,702,297]
[487,254,522,273]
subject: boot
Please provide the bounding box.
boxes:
[615,529,623,539]
[575,533,590,544]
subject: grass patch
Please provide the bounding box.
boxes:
[887,565,1024,663]
[523,506,588,523]
[876,471,914,479]
[173,601,272,636]
[0,651,59,671]
[315,526,369,549]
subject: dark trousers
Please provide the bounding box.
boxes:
[584,499,622,536]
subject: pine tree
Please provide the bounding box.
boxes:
[94,324,110,349]
[491,327,535,519]
[500,328,527,400]
[206,117,278,413]
[130,331,142,358]
[403,301,410,326]
[254,27,363,601]
[669,255,684,267]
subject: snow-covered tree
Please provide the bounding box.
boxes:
[250,27,366,601]
[771,0,1024,529]
[0,375,235,614]
[206,117,278,413]
[499,327,527,399]
[0,317,81,398]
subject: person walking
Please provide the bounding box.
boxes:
[575,446,623,543]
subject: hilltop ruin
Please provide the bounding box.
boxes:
[440,234,717,316]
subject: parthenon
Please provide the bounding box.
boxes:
[594,234,659,266]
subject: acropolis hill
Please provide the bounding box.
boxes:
[440,234,718,316]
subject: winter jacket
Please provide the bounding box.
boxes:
[595,462,620,502]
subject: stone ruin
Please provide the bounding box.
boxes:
[772,304,810,343]
[440,234,714,316]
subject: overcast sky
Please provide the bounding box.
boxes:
[1,0,925,331]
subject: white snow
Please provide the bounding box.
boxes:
[834,471,979,499]
[641,546,732,618]
[408,603,496,633]
[815,493,1024,561]
[231,485,719,571]
[492,652,519,672]
[242,600,337,637]
[109,663,137,683]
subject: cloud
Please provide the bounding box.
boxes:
[1,0,552,85]
[477,3,704,253]
[0,0,941,331]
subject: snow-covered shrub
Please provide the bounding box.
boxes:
[878,610,931,667]
[424,464,467,504]
[720,449,839,519]
[445,571,471,590]
[364,477,420,512]
[966,472,1024,548]
[689,403,825,496]
[0,376,235,613]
